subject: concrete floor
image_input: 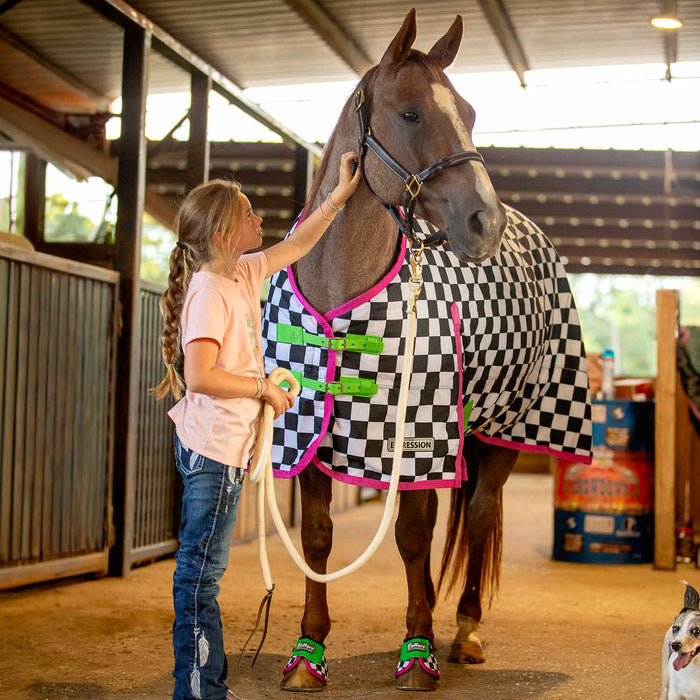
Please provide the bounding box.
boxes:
[0,473,696,699]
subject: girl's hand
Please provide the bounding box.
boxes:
[331,151,361,206]
[262,383,295,419]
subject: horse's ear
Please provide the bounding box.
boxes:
[380,8,417,66]
[427,15,463,70]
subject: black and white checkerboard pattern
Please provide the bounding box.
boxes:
[262,205,592,488]
[395,646,440,679]
[283,653,329,684]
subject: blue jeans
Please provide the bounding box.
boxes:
[172,434,245,700]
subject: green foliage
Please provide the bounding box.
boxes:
[44,193,97,242]
[140,213,175,287]
[569,274,700,377]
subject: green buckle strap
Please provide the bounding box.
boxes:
[292,637,325,665]
[276,323,384,355]
[282,370,378,398]
[400,637,431,662]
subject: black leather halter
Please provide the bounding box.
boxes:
[354,79,486,247]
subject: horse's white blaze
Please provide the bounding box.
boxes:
[431,83,472,150]
[431,83,499,209]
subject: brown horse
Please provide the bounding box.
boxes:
[282,9,518,692]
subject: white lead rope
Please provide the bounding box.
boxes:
[250,254,424,591]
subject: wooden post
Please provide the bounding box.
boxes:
[187,71,211,190]
[109,22,150,576]
[654,289,678,570]
[23,153,46,249]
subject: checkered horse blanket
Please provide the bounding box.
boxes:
[262,205,593,490]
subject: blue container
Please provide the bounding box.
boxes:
[553,399,654,564]
[553,509,654,563]
[590,400,654,452]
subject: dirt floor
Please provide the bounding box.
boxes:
[0,473,697,699]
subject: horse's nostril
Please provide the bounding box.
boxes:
[467,210,487,238]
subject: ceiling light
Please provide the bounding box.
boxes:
[651,15,683,28]
[651,0,683,29]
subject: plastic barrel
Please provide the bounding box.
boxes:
[552,400,654,564]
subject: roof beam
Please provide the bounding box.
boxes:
[282,0,373,76]
[78,0,320,157]
[0,25,111,110]
[477,0,530,88]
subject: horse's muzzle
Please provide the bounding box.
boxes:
[446,201,507,263]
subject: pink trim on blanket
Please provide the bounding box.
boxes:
[474,432,593,464]
[323,236,407,320]
[284,266,337,473]
[451,302,468,482]
[309,454,464,491]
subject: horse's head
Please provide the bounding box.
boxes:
[360,9,506,262]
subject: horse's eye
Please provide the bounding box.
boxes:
[401,111,420,123]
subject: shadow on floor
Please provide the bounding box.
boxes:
[21,647,569,699]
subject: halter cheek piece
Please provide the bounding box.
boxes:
[354,79,486,247]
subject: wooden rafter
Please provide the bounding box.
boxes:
[282,0,373,76]
[477,0,530,88]
[79,0,320,157]
[0,24,110,110]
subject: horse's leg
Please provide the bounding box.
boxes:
[448,439,517,664]
[281,466,333,692]
[394,490,440,691]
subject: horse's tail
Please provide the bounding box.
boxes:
[436,459,503,608]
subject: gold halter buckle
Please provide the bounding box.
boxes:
[405,175,423,200]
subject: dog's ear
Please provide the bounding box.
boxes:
[682,580,700,612]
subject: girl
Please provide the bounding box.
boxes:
[153,151,361,700]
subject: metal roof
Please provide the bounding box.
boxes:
[1,0,698,114]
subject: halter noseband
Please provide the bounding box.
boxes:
[354,79,486,247]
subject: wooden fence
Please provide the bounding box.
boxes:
[0,242,118,589]
[0,255,362,586]
[130,281,179,565]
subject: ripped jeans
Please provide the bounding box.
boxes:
[172,434,245,700]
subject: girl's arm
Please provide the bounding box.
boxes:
[263,151,361,277]
[184,338,293,418]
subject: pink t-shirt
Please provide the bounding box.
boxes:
[168,252,268,467]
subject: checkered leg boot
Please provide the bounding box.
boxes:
[395,637,440,680]
[282,637,329,686]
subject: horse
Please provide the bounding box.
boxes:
[261,8,591,693]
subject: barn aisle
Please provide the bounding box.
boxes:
[0,473,692,699]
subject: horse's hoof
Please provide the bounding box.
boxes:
[395,665,439,692]
[280,663,325,692]
[447,641,485,664]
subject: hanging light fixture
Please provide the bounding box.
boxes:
[651,0,683,29]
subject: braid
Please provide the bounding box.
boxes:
[150,178,242,401]
[151,246,189,400]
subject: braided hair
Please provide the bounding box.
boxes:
[151,179,242,400]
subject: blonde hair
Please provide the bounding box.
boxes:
[151,179,242,400]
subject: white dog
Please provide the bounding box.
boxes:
[661,582,700,700]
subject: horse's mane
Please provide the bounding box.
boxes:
[304,50,444,211]
[304,66,378,211]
